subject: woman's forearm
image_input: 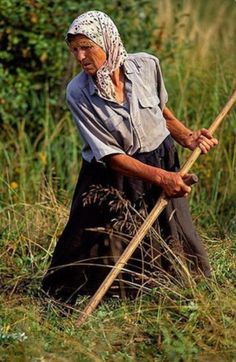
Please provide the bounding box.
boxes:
[105,153,165,184]
[163,106,192,147]
[163,106,218,152]
[104,153,191,197]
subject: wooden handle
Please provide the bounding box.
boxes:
[183,173,198,186]
[76,196,168,327]
[76,90,236,327]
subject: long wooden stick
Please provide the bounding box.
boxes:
[76,90,236,327]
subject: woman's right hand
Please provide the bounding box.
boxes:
[158,170,191,198]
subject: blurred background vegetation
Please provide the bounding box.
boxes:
[0,0,235,229]
[1,0,235,228]
[0,0,236,360]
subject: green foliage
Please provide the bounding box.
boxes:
[0,0,157,134]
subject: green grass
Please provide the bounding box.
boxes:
[0,0,236,360]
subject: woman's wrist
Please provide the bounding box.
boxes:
[164,111,193,148]
[153,168,169,187]
[177,129,193,148]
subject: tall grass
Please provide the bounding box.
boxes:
[153,0,236,233]
[0,0,236,360]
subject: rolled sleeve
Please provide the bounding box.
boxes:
[153,58,168,110]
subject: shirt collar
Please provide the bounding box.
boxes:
[123,59,134,74]
[123,55,140,74]
[87,55,136,95]
[88,75,97,95]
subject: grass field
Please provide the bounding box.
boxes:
[0,0,236,360]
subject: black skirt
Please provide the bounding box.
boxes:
[42,136,211,303]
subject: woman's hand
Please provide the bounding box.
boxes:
[158,170,192,198]
[184,129,218,154]
[163,107,218,154]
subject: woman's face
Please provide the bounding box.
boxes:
[69,34,106,76]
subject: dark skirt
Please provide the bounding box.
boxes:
[42,136,211,303]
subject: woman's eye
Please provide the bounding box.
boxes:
[81,45,93,50]
[71,45,93,52]
[70,47,77,53]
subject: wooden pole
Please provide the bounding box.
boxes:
[76,90,236,327]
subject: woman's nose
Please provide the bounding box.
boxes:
[75,49,86,63]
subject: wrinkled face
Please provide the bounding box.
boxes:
[69,34,106,75]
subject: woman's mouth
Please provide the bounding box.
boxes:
[81,62,96,75]
[83,63,92,69]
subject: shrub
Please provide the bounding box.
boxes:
[0,0,157,136]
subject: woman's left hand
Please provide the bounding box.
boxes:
[185,129,218,154]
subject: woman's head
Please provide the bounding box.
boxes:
[66,11,127,101]
[68,34,106,76]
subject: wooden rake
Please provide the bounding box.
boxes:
[76,90,236,327]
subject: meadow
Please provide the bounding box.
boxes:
[0,0,236,361]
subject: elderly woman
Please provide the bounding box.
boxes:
[42,11,217,304]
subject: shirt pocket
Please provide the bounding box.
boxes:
[138,95,163,118]
[138,95,160,110]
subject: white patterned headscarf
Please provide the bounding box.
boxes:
[66,11,127,102]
